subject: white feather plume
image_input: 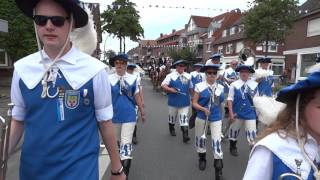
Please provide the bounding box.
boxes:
[253,96,286,125]
[254,69,270,79]
[134,65,145,76]
[70,6,97,55]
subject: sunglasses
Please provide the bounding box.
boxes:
[33,15,69,27]
[206,71,218,75]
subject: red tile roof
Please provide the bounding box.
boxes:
[190,15,213,28]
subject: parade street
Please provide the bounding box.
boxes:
[1,78,253,180]
[101,78,252,180]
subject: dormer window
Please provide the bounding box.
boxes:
[222,30,227,37]
[230,27,235,35]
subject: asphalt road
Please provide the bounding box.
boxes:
[103,79,252,180]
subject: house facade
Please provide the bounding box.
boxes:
[208,10,285,78]
[283,0,320,82]
[185,15,212,61]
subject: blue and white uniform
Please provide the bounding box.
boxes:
[227,79,258,145]
[190,71,205,88]
[161,71,192,126]
[223,67,238,93]
[244,132,319,180]
[11,47,112,180]
[194,81,224,159]
[109,72,139,160]
[256,69,274,97]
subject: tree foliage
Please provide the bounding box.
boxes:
[167,47,198,65]
[101,0,144,53]
[0,0,37,62]
[244,0,298,52]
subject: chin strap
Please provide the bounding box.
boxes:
[33,9,74,98]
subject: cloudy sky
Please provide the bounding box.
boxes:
[82,0,307,54]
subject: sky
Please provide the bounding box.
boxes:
[82,0,308,54]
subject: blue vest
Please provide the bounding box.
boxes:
[272,154,315,180]
[191,71,203,88]
[196,82,224,121]
[232,81,257,120]
[19,72,99,180]
[167,76,191,107]
[258,75,273,97]
[110,74,137,123]
[224,70,238,93]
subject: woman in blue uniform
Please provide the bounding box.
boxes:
[192,64,225,180]
[244,67,320,180]
[9,0,125,179]
[227,65,258,156]
[109,54,145,178]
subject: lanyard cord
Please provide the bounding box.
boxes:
[32,10,74,98]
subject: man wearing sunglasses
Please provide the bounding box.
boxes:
[161,60,193,143]
[10,0,125,179]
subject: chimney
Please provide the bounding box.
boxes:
[172,29,176,34]
[160,33,163,37]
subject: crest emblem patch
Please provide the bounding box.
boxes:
[65,90,80,109]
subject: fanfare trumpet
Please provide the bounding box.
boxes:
[278,159,303,180]
[0,103,14,180]
[200,95,212,140]
[278,173,302,180]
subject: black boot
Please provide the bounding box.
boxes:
[229,140,238,156]
[198,153,206,171]
[169,123,176,136]
[181,126,190,143]
[214,159,224,180]
[132,125,138,145]
[121,159,132,179]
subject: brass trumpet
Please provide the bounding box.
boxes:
[0,103,14,180]
[278,159,303,180]
[200,96,212,140]
[278,173,302,180]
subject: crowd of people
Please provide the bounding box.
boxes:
[7,0,320,180]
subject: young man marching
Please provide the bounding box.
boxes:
[227,65,258,156]
[161,60,193,143]
[10,0,125,179]
[108,55,145,178]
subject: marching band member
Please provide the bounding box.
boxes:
[192,64,225,180]
[161,60,193,143]
[255,57,274,97]
[189,63,205,128]
[190,63,205,87]
[9,0,125,179]
[227,65,258,156]
[223,60,239,91]
[127,63,144,145]
[109,55,145,177]
[244,68,320,180]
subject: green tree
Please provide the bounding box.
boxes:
[101,0,144,53]
[167,47,198,65]
[104,49,116,62]
[244,0,298,54]
[0,0,37,62]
